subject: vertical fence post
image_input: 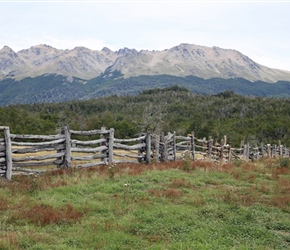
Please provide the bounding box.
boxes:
[145,132,151,164]
[173,131,176,161]
[243,143,250,162]
[4,127,12,180]
[108,128,114,165]
[160,132,166,162]
[100,127,107,163]
[155,134,160,163]
[260,143,265,158]
[220,139,224,163]
[208,137,213,161]
[228,142,232,163]
[63,126,71,168]
[163,133,168,162]
[223,135,227,146]
[202,137,206,156]
[138,133,143,163]
[240,141,244,158]
[279,140,283,157]
[191,131,195,160]
[273,144,277,158]
[267,144,272,158]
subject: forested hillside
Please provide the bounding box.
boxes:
[2,74,290,105]
[1,86,290,147]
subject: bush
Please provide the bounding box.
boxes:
[278,158,290,168]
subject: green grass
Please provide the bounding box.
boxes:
[0,159,290,249]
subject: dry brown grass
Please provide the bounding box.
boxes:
[148,188,184,199]
[22,204,83,226]
[170,178,192,188]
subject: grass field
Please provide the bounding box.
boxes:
[0,158,290,249]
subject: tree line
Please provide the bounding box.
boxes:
[1,86,290,147]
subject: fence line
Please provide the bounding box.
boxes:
[1,126,290,180]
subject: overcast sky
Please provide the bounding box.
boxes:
[1,1,290,71]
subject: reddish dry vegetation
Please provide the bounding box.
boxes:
[148,188,184,199]
[22,204,83,226]
[170,178,192,188]
[0,197,9,210]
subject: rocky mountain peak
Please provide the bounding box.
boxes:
[101,47,113,54]
[117,47,138,55]
[1,45,15,52]
[0,43,290,83]
[0,46,17,57]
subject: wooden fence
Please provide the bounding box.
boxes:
[1,126,290,180]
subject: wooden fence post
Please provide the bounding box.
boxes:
[267,144,272,158]
[191,131,195,160]
[4,127,12,180]
[108,128,114,164]
[245,143,250,161]
[208,137,213,161]
[202,137,206,156]
[145,132,151,164]
[273,144,277,158]
[260,143,265,158]
[160,132,167,162]
[100,126,107,162]
[173,131,176,161]
[155,134,160,163]
[279,140,283,157]
[228,142,232,163]
[63,126,71,168]
[223,135,227,146]
[240,141,245,158]
[138,133,143,163]
[220,139,224,163]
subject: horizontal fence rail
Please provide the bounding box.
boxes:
[70,127,113,168]
[1,126,290,180]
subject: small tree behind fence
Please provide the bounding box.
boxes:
[1,125,290,180]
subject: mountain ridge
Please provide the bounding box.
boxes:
[1,43,290,83]
[1,43,290,106]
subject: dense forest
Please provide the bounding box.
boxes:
[1,74,290,105]
[1,86,290,147]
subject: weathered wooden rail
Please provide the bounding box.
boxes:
[1,126,290,180]
[156,132,290,163]
[70,127,113,168]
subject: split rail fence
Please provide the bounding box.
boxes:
[1,126,289,180]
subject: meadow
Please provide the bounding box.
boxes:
[0,158,290,249]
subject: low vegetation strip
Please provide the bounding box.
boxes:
[0,159,289,249]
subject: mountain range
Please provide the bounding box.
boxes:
[1,43,290,105]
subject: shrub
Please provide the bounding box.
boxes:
[278,158,290,168]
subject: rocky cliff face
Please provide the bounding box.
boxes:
[1,43,290,83]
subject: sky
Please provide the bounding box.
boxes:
[0,0,290,71]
